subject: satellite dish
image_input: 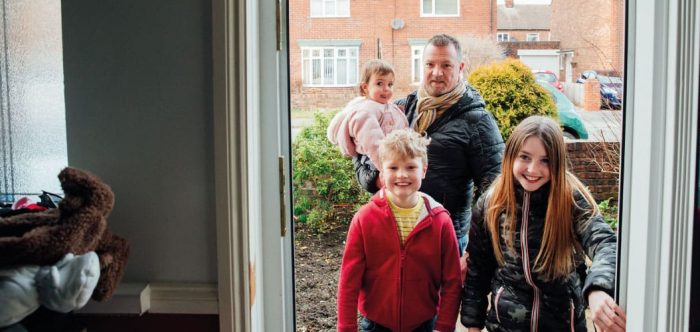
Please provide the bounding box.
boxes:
[391,18,405,30]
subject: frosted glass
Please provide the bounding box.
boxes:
[0,0,67,203]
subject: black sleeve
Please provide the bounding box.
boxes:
[468,111,505,199]
[352,154,380,194]
[460,195,497,328]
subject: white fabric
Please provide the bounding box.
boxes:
[0,252,100,327]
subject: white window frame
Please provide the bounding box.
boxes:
[420,0,460,17]
[300,46,358,87]
[310,0,350,18]
[411,45,424,84]
[497,32,510,42]
[526,33,540,41]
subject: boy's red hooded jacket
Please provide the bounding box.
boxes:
[337,190,462,332]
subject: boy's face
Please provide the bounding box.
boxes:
[380,154,427,205]
[361,72,394,104]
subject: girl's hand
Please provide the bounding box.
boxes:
[467,328,482,332]
[588,290,627,332]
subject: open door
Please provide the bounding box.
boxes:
[213,0,294,331]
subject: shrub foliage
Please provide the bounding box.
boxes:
[468,58,557,139]
[292,112,370,234]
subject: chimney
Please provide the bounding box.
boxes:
[505,0,514,8]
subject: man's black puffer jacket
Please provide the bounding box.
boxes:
[461,184,618,331]
[353,85,505,239]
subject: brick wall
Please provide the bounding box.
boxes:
[567,141,620,202]
[582,79,601,110]
[289,0,496,110]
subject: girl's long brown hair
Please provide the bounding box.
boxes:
[485,116,598,280]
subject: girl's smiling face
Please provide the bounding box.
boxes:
[512,136,551,192]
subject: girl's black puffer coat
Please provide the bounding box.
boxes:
[461,184,618,331]
[353,85,505,239]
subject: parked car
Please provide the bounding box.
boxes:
[533,70,564,92]
[536,80,589,140]
[577,70,623,109]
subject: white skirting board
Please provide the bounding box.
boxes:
[77,282,218,315]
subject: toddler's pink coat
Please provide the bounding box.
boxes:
[326,97,408,166]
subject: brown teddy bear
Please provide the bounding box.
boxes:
[0,167,129,301]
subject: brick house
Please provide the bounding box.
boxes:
[496,0,624,83]
[550,0,625,81]
[289,0,497,109]
[496,2,565,80]
[497,0,550,43]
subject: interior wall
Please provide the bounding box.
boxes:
[61,0,216,283]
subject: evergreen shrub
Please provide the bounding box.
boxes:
[468,58,557,139]
[292,112,370,234]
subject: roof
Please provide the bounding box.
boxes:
[497,5,551,30]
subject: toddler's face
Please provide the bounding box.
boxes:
[362,73,394,104]
[512,136,551,192]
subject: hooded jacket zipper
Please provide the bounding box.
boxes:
[520,191,540,331]
[494,286,505,323]
[569,299,575,332]
[388,193,432,332]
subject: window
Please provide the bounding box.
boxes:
[310,0,349,17]
[497,33,510,42]
[527,33,540,41]
[411,46,424,84]
[1,1,67,204]
[301,47,358,86]
[421,0,459,17]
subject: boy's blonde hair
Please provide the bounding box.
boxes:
[377,129,430,166]
[358,59,395,96]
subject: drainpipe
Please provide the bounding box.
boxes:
[490,0,494,33]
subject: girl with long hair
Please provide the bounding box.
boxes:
[460,116,626,332]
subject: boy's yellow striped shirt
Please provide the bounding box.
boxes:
[387,195,424,245]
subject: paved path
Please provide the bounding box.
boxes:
[576,108,623,142]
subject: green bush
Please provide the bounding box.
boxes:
[468,58,557,139]
[597,198,619,230]
[292,112,370,234]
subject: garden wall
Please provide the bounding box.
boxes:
[567,141,620,202]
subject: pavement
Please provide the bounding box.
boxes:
[576,108,623,142]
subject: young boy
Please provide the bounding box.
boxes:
[336,129,462,332]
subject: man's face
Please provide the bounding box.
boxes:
[422,43,464,96]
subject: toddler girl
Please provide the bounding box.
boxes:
[327,59,408,171]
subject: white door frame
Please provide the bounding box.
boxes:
[213,0,294,331]
[619,0,698,330]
